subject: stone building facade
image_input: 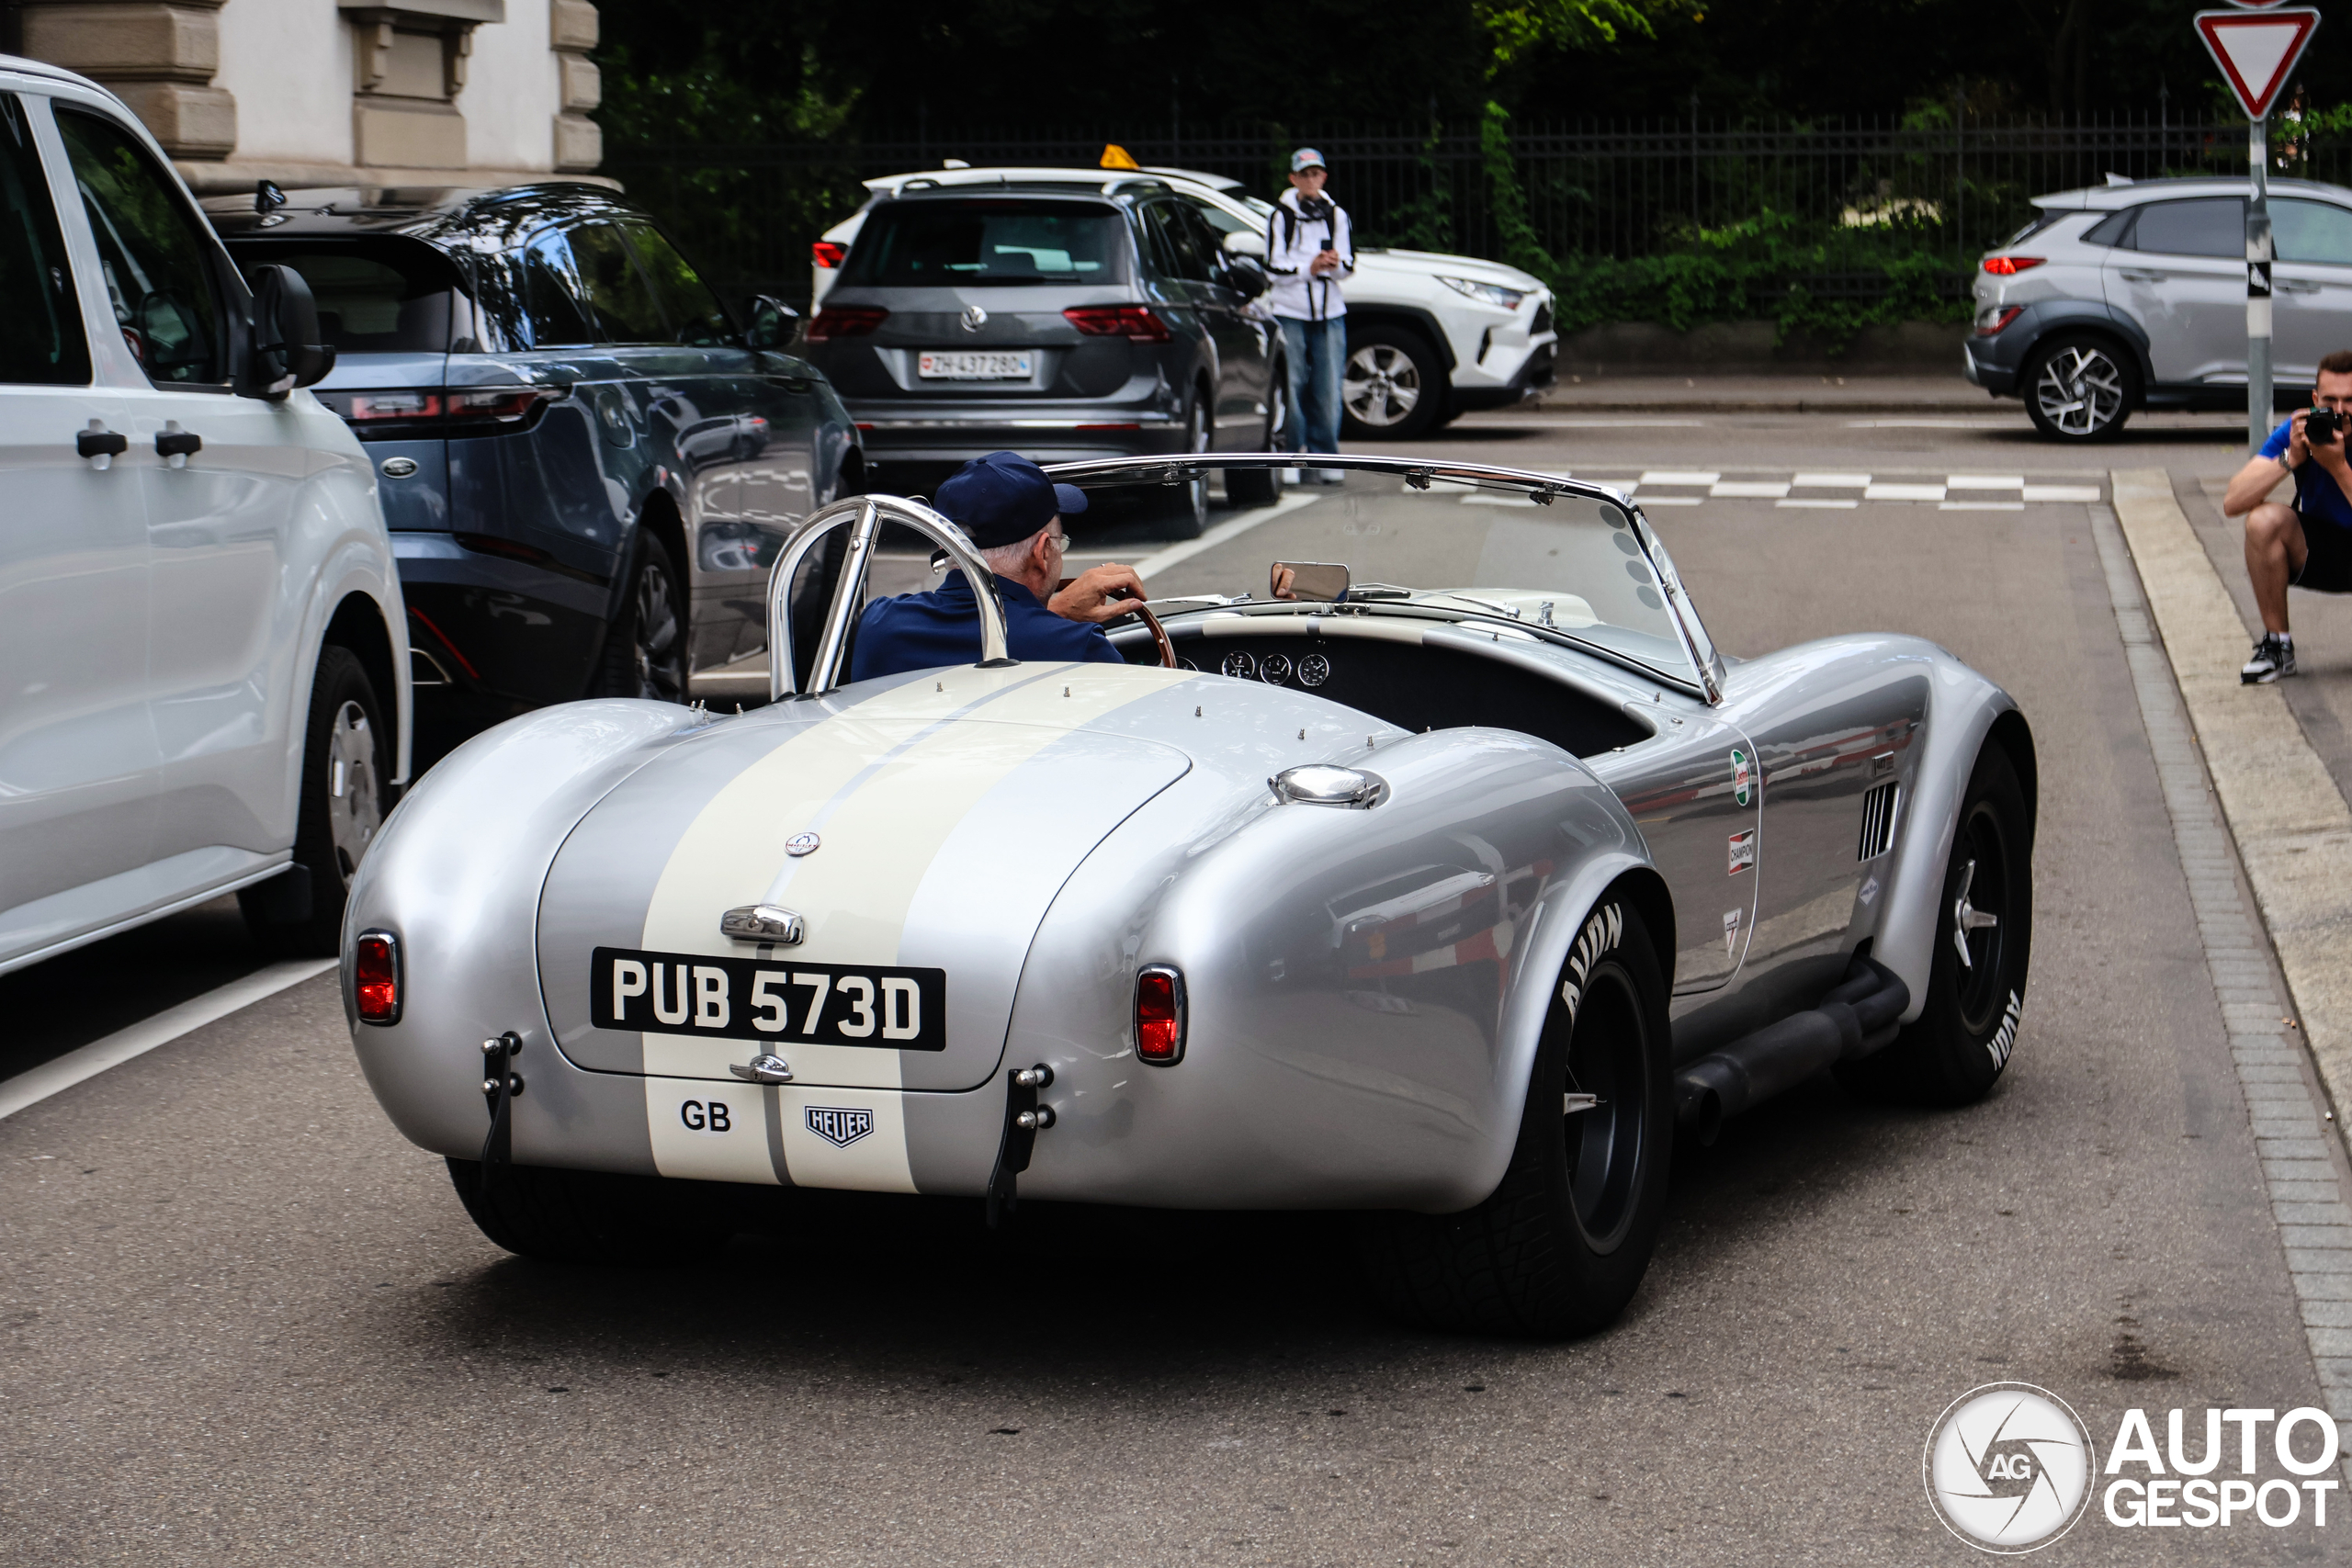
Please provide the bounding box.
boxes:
[6,0,603,192]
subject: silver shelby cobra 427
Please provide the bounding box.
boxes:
[343,455,2032,1337]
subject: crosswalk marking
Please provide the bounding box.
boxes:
[1946,475,2026,490]
[1777,498,1860,509]
[1792,472,1872,489]
[1863,483,1949,502]
[1389,472,2107,508]
[1639,469,1723,485]
[1710,480,1790,498]
[1940,501,2026,512]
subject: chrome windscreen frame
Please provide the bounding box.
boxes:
[765,495,1010,700]
[1044,452,1727,704]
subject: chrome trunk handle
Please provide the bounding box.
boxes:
[765,494,1011,700]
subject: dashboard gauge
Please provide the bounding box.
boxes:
[1259,652,1294,685]
[1220,650,1258,681]
[1297,653,1331,687]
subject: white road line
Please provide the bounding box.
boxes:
[1847,418,2018,429]
[1710,481,1790,498]
[1638,469,1720,485]
[1863,482,1948,502]
[0,958,337,1122]
[1129,490,1321,580]
[1635,495,1704,506]
[1776,498,1859,509]
[1460,493,1539,507]
[1946,474,2026,489]
[1791,472,1872,488]
[2023,484,2104,502]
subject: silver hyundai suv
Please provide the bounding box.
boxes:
[1965,175,2352,441]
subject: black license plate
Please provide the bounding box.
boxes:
[591,945,947,1050]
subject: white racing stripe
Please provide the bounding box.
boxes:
[634,661,1195,1187]
[0,959,336,1122]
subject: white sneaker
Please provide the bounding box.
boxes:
[1315,468,1347,486]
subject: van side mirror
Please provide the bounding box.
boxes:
[746,294,800,351]
[238,263,334,400]
[1222,230,1267,260]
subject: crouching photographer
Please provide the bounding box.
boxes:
[2226,351,2352,682]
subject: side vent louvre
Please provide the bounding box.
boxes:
[1858,782,1899,861]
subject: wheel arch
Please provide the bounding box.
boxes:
[2016,304,2155,400]
[1345,306,1459,373]
[322,591,402,788]
[625,485,692,625]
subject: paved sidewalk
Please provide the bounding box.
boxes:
[1523,372,2000,414]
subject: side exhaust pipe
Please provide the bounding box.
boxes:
[1674,956,1910,1145]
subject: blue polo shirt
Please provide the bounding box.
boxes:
[2262,418,2352,531]
[849,570,1123,682]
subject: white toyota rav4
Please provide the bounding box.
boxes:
[812,164,1558,439]
[0,56,411,970]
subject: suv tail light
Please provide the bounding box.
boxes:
[1981,256,2044,276]
[811,240,849,269]
[808,306,888,341]
[1974,306,2025,337]
[315,386,561,439]
[1063,305,1172,344]
[1136,965,1186,1065]
[354,931,401,1025]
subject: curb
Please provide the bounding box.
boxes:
[2108,468,2352,1161]
[1520,399,2001,417]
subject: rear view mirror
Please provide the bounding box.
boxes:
[239,263,334,400]
[746,294,800,351]
[1271,560,1351,603]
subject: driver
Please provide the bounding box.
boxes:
[850,451,1148,681]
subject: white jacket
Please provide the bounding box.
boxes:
[1264,188,1354,321]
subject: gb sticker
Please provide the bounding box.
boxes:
[1727,829,1756,875]
[1730,748,1752,807]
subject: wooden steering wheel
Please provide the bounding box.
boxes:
[1060,579,1178,668]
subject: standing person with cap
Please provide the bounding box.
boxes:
[850,451,1148,681]
[1265,149,1355,484]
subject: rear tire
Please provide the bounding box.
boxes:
[1361,898,1673,1337]
[2022,333,2138,442]
[1838,744,2033,1107]
[1340,323,1446,440]
[240,645,385,957]
[1144,395,1212,539]
[592,529,688,702]
[1225,374,1287,507]
[447,1158,728,1265]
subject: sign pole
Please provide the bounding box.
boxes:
[2250,113,2276,453]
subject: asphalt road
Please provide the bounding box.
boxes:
[5,402,2345,1564]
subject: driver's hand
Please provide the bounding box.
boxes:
[1271,564,1299,600]
[1048,562,1148,624]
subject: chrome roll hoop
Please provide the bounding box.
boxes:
[764,494,1010,701]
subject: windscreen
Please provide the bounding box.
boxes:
[227,238,460,353]
[1060,468,1704,689]
[839,200,1128,287]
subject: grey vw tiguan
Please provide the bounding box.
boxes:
[801,179,1285,535]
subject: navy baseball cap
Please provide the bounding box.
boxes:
[932,451,1088,548]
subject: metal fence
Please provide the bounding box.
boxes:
[605,115,2346,310]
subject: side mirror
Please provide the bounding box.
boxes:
[239,263,334,400]
[1225,256,1270,300]
[1222,230,1267,260]
[746,294,800,352]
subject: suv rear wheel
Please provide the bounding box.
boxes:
[1226,374,1286,506]
[593,529,687,702]
[1341,323,1446,440]
[1144,395,1212,539]
[2023,333,2138,442]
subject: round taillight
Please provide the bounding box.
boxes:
[1136,965,1186,1066]
[355,931,401,1025]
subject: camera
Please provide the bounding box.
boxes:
[2312,407,2345,446]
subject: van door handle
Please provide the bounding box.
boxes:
[155,421,202,467]
[2116,268,2166,283]
[2277,278,2324,294]
[75,420,129,468]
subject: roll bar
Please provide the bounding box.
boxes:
[764,494,1011,701]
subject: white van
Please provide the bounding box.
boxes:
[0,56,410,967]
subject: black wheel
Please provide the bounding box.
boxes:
[1226,372,1286,506]
[1838,744,2033,1107]
[1143,395,1211,539]
[1340,323,1446,440]
[2022,333,2138,442]
[239,645,385,956]
[447,1158,729,1265]
[1362,898,1673,1337]
[593,529,688,701]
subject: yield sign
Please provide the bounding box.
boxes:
[2195,7,2323,121]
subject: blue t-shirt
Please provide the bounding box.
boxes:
[2261,418,2352,531]
[849,571,1123,682]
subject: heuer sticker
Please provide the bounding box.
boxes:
[1727,829,1756,874]
[805,1106,875,1148]
[1723,908,1743,955]
[1730,748,1752,807]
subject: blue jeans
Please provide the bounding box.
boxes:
[1279,316,1345,456]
